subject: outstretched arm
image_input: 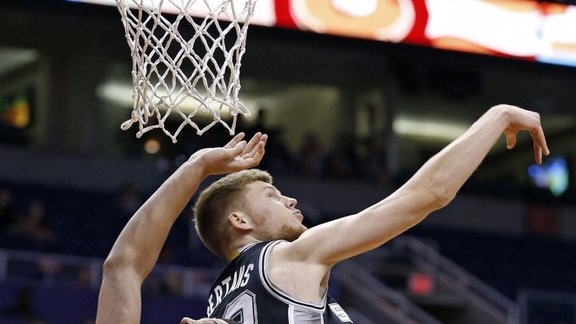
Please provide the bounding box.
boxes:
[287,105,549,266]
[96,133,267,324]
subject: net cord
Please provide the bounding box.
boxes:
[116,0,255,142]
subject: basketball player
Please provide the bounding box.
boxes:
[180,319,238,324]
[96,105,548,323]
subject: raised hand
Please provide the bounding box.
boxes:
[190,132,268,177]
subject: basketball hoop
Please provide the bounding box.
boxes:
[115,0,257,142]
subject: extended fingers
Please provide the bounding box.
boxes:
[244,141,266,163]
[505,108,550,165]
[526,111,549,165]
[224,132,246,149]
[533,142,543,165]
[246,135,267,158]
[242,132,264,153]
[533,125,550,156]
[531,125,550,165]
[240,134,267,158]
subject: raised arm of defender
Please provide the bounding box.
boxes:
[285,105,549,267]
[96,133,267,324]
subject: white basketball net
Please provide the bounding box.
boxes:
[116,0,257,142]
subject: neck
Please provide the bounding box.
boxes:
[229,249,241,260]
[226,238,261,261]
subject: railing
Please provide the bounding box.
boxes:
[337,260,443,324]
[8,243,570,324]
[0,248,217,298]
[518,290,576,324]
[393,235,519,324]
[0,248,102,288]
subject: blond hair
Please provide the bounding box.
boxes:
[193,169,272,259]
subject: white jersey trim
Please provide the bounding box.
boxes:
[258,240,328,312]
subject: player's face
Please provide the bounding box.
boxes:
[242,181,308,242]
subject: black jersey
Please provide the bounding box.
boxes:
[206,241,354,323]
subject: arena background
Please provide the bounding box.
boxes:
[0,0,575,323]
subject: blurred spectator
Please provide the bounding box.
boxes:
[145,246,183,296]
[359,135,390,185]
[2,286,46,324]
[260,128,293,173]
[81,318,96,324]
[0,188,17,230]
[296,132,325,177]
[525,204,558,236]
[76,266,95,289]
[240,108,272,139]
[323,132,359,180]
[160,269,184,296]
[8,200,56,248]
[116,182,143,216]
[35,256,62,284]
[240,108,294,173]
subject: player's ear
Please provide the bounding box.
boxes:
[228,211,253,230]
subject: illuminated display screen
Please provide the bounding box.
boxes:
[0,89,32,129]
[68,0,576,67]
[528,156,571,197]
[0,87,34,145]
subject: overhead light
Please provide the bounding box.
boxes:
[144,138,161,154]
[393,117,467,141]
[0,47,39,76]
[96,80,258,119]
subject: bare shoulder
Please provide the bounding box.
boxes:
[266,240,331,304]
[268,240,331,280]
[269,233,337,265]
[267,240,307,268]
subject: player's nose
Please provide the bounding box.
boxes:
[284,196,297,208]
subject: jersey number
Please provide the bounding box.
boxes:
[223,290,258,324]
